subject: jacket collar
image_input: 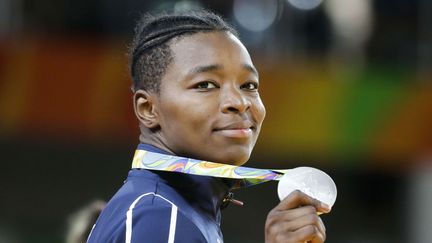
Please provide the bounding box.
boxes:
[136,144,238,221]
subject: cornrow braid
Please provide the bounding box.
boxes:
[129,10,238,93]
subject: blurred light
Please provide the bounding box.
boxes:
[287,0,323,11]
[324,0,373,44]
[408,163,432,243]
[0,0,11,34]
[152,1,176,11]
[174,0,202,12]
[0,0,22,35]
[233,0,279,32]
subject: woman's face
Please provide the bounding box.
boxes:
[149,31,266,165]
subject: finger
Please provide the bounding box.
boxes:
[284,213,326,236]
[317,215,326,238]
[275,190,331,214]
[270,206,317,222]
[266,211,326,237]
[266,206,317,229]
[293,225,325,243]
[296,214,326,239]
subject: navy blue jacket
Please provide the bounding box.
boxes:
[87,145,233,243]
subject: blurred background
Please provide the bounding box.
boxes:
[0,0,431,242]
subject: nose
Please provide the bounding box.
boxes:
[220,85,251,114]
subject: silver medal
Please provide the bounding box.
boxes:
[277,167,337,207]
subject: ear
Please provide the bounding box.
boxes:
[133,90,160,129]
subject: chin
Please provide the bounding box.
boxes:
[217,148,251,166]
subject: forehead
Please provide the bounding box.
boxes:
[167,31,254,74]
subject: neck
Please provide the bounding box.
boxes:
[138,125,248,165]
[139,128,175,154]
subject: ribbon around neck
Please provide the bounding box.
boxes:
[132,149,289,188]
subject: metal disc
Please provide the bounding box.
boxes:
[277,167,337,207]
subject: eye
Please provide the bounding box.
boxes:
[195,81,218,90]
[241,81,259,91]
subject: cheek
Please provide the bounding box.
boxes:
[160,98,213,132]
[189,108,215,131]
[254,98,266,124]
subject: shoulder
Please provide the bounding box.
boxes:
[126,193,207,243]
[89,192,207,243]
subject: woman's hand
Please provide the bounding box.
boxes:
[265,190,331,243]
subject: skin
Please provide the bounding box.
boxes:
[134,31,265,166]
[265,191,331,243]
[133,31,330,242]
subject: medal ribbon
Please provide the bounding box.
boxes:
[132,149,289,188]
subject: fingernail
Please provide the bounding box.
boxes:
[321,202,331,212]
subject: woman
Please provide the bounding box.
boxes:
[87,9,330,243]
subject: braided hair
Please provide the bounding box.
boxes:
[129,10,238,93]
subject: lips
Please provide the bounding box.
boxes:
[213,121,255,138]
[214,121,254,131]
